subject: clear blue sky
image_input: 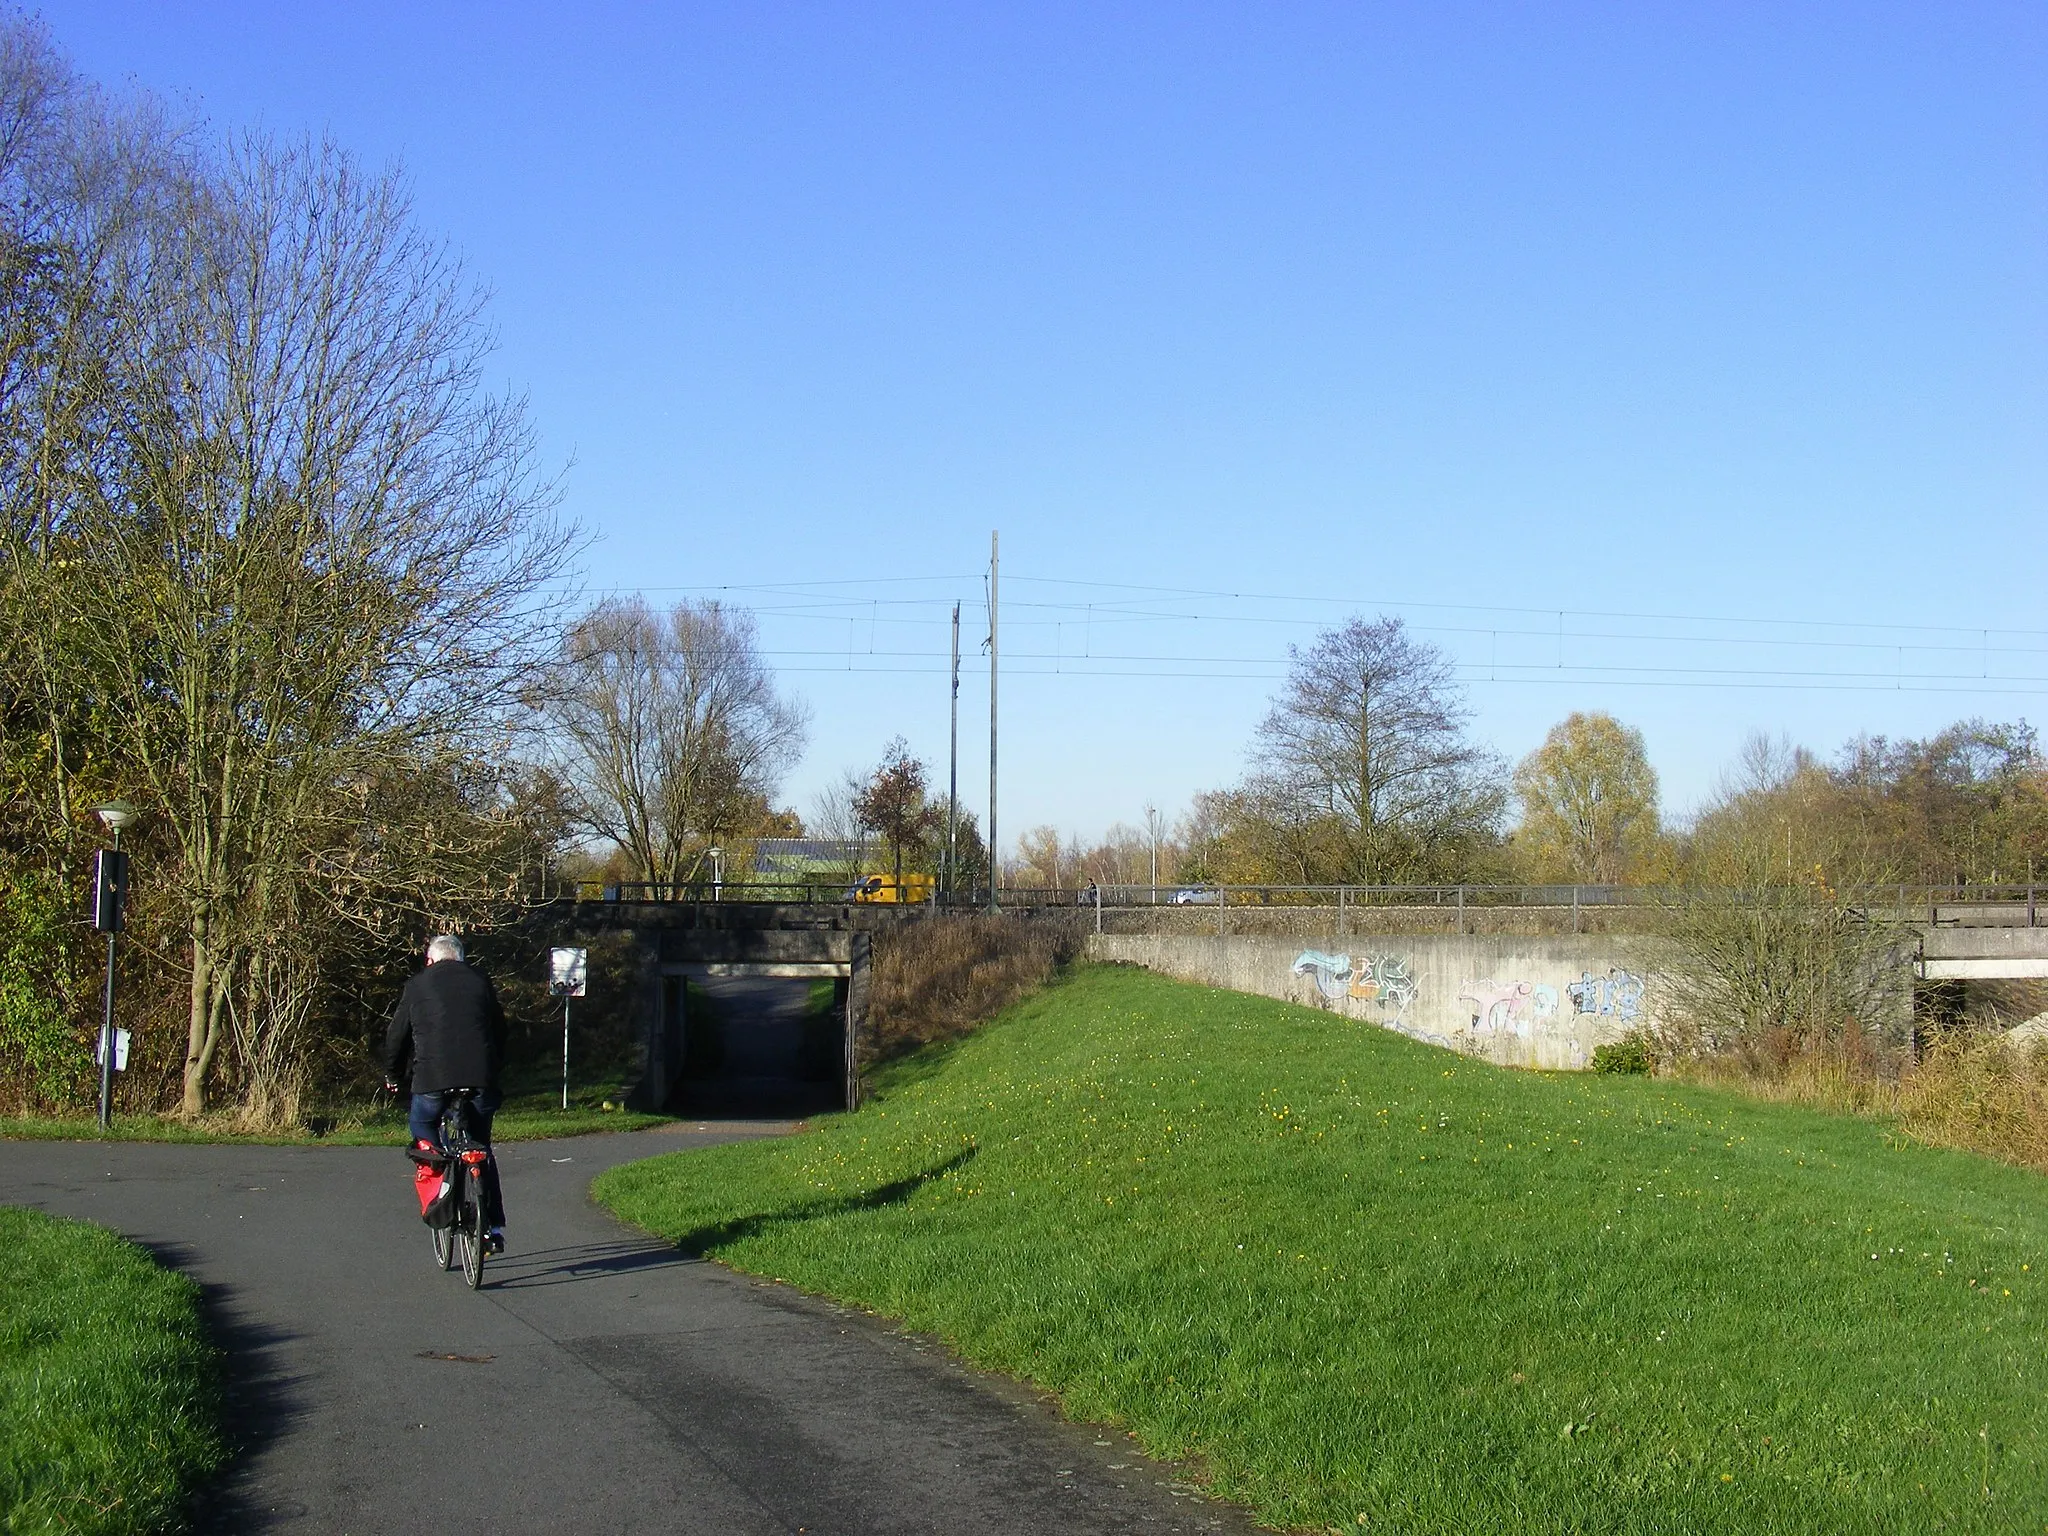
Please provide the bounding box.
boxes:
[50,1,2048,847]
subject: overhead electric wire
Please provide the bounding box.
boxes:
[696,592,2048,666]
[571,568,2048,697]
[999,573,2048,641]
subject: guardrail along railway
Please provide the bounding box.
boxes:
[562,880,2046,979]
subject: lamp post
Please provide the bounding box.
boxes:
[91,801,137,1130]
[708,846,724,902]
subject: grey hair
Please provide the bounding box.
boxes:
[426,934,464,964]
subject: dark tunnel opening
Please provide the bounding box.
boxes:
[667,974,847,1116]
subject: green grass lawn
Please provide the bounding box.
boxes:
[0,1209,224,1535]
[597,964,2048,1534]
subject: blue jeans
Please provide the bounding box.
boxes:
[408,1087,502,1145]
[410,1089,505,1227]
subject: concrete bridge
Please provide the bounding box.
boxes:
[1914,899,2048,981]
[543,900,931,1115]
[542,887,2041,1093]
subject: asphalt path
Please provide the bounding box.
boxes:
[1,1127,1255,1535]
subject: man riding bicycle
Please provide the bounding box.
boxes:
[382,934,508,1252]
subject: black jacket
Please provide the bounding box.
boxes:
[382,960,507,1094]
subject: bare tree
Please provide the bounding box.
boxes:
[1253,616,1504,883]
[1172,792,1230,883]
[1660,831,1911,1067]
[21,133,573,1114]
[1081,822,1149,887]
[807,766,874,887]
[1014,826,1069,891]
[547,596,807,888]
[0,20,191,857]
[855,737,942,892]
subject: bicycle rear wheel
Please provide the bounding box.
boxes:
[460,1162,486,1289]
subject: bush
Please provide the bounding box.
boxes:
[1658,867,1911,1066]
[0,868,92,1113]
[1590,1030,1656,1074]
[866,915,1079,1061]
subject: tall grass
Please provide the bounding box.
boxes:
[1673,1030,2048,1178]
[1897,1036,2048,1172]
[866,915,1079,1060]
[0,1209,224,1534]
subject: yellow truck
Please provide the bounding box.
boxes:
[844,872,935,904]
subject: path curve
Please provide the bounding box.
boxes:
[1,1128,1255,1534]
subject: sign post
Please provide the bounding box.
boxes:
[90,842,131,1130]
[549,947,588,1111]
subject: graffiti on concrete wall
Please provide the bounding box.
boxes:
[1567,968,1645,1022]
[1282,949,1644,1067]
[1350,954,1418,1010]
[1457,978,1560,1038]
[1293,950,1351,1001]
[1291,951,1418,1012]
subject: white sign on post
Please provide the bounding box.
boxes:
[549,948,588,1112]
[549,948,588,997]
[95,1028,131,1072]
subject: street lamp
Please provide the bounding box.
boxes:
[90,801,138,1130]
[707,846,724,902]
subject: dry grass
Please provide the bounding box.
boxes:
[1897,1034,2048,1173]
[1672,1046,1898,1121]
[865,915,1081,1061]
[1672,1027,2048,1176]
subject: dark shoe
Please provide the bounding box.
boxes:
[485,1228,506,1255]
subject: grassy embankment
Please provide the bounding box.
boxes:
[598,964,2048,1534]
[0,1208,224,1535]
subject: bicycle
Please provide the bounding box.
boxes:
[417,1087,494,1290]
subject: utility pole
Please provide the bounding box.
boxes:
[988,530,999,913]
[947,600,960,906]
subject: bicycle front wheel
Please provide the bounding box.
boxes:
[460,1162,486,1290]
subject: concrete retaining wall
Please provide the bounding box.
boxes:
[1085,932,1669,1070]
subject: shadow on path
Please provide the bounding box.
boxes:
[665,1145,978,1258]
[138,1241,307,1536]
[485,1238,708,1290]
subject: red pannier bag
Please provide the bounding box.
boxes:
[406,1140,459,1228]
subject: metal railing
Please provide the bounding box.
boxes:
[554,878,2041,926]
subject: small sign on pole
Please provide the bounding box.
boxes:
[549,948,588,997]
[90,849,129,933]
[94,1028,131,1072]
[550,948,588,1111]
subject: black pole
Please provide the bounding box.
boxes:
[96,826,122,1131]
[98,930,116,1130]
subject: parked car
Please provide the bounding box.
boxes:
[1171,886,1221,905]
